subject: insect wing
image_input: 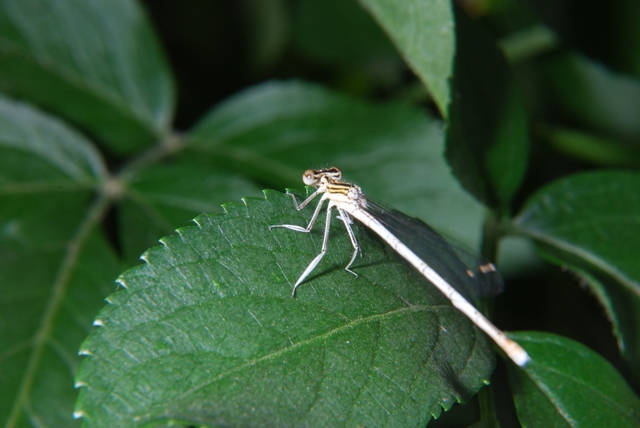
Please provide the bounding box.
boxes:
[362,198,504,299]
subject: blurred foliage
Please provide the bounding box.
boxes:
[2,0,640,427]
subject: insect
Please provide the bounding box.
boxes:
[270,167,529,366]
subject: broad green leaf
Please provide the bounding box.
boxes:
[357,0,455,117]
[0,97,119,427]
[186,80,486,250]
[513,171,640,372]
[568,265,640,378]
[508,332,640,427]
[0,0,174,152]
[446,9,528,208]
[75,190,496,428]
[118,163,262,266]
[542,53,640,146]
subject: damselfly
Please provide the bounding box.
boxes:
[269,167,529,367]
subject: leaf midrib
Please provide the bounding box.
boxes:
[181,303,447,397]
[524,335,639,424]
[516,229,640,297]
[5,192,112,427]
[92,302,457,413]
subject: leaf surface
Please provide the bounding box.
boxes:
[508,332,640,428]
[0,96,119,427]
[0,0,174,152]
[513,171,640,373]
[539,124,640,167]
[357,0,455,117]
[75,190,497,427]
[119,163,262,266]
[542,53,640,144]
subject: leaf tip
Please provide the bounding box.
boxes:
[262,188,280,199]
[139,253,151,264]
[159,237,170,248]
[192,216,204,229]
[116,277,127,289]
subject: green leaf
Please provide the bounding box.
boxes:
[0,97,119,427]
[508,332,640,427]
[75,190,497,428]
[119,163,262,265]
[568,265,640,378]
[186,80,487,250]
[446,9,529,208]
[0,0,175,152]
[539,124,640,167]
[357,0,455,117]
[542,53,640,145]
[513,171,640,373]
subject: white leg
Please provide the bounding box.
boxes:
[269,196,325,233]
[287,190,319,210]
[337,208,360,277]
[271,195,361,296]
[291,204,335,296]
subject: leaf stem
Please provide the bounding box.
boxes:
[477,384,501,428]
[476,212,504,427]
[480,212,501,263]
[118,132,186,179]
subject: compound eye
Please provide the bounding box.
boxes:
[302,169,317,185]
